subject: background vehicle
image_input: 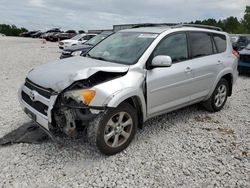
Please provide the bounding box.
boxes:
[238,43,250,73]
[60,31,113,59]
[56,30,77,41]
[31,31,44,38]
[40,28,61,39]
[45,30,62,41]
[232,35,250,51]
[0,33,6,37]
[19,31,39,37]
[58,33,96,49]
[18,25,238,155]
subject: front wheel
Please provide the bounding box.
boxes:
[202,78,229,112]
[87,102,138,155]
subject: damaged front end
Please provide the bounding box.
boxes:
[50,71,126,137]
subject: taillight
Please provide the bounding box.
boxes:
[232,50,239,59]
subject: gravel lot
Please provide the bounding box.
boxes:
[0,37,249,188]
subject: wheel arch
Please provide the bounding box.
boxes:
[206,69,234,100]
[221,73,233,96]
[106,89,147,129]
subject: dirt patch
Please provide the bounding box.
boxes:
[194,115,220,124]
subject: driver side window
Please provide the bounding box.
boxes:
[153,33,188,63]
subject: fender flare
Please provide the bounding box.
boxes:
[105,87,147,121]
[206,68,233,100]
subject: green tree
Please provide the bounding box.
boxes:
[222,16,241,33]
[243,6,250,32]
[0,24,28,36]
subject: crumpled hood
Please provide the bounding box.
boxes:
[27,56,129,92]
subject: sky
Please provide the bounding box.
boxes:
[0,0,249,31]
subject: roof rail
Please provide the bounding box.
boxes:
[131,23,177,29]
[172,24,223,31]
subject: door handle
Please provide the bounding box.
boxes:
[185,67,192,73]
[217,60,222,65]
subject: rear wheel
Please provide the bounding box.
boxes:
[202,78,229,112]
[87,102,138,155]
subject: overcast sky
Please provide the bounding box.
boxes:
[0,0,249,31]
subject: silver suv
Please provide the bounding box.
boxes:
[18,25,238,155]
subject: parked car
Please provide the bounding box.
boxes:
[31,31,44,38]
[230,36,239,44]
[18,25,238,155]
[56,30,77,41]
[19,31,39,37]
[60,31,113,59]
[46,31,63,42]
[40,28,61,39]
[232,35,250,51]
[58,34,97,49]
[238,43,250,73]
[0,33,6,37]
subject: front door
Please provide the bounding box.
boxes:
[146,32,194,117]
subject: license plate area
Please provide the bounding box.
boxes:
[24,108,37,121]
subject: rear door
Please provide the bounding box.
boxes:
[187,32,225,100]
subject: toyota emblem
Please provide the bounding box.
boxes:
[29,91,36,101]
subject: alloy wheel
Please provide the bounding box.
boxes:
[214,84,227,108]
[104,112,133,148]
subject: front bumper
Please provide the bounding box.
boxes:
[18,83,57,131]
[60,53,72,59]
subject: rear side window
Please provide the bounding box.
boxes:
[213,34,227,53]
[189,32,213,58]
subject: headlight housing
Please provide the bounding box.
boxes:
[64,89,96,105]
[62,50,71,55]
[72,50,82,56]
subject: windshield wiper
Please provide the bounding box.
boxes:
[86,53,92,58]
[92,56,108,61]
[85,43,94,46]
[86,54,108,61]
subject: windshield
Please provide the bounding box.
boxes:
[87,32,158,65]
[85,34,108,46]
[71,34,84,40]
[230,37,238,43]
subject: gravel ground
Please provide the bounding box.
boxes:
[0,37,249,188]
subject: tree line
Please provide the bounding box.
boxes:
[0,24,28,36]
[190,6,250,34]
[1,6,250,36]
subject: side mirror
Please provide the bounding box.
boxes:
[151,55,172,68]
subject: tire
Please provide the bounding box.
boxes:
[202,78,229,112]
[87,102,138,155]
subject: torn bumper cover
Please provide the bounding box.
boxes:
[18,80,103,134]
[18,82,56,131]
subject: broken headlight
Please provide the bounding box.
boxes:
[64,89,96,105]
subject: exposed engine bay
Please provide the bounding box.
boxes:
[51,71,127,137]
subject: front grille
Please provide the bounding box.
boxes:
[240,54,250,63]
[24,79,53,99]
[22,91,48,116]
[62,51,71,55]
